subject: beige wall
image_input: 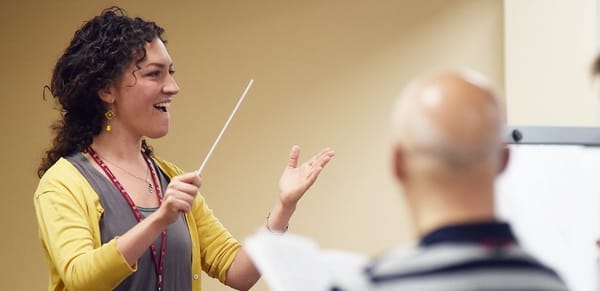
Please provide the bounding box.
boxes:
[505,0,600,125]
[0,1,503,290]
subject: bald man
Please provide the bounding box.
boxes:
[330,70,568,291]
[246,70,569,291]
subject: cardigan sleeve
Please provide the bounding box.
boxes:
[192,195,241,283]
[34,160,135,291]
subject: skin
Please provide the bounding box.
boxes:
[92,38,335,290]
[391,71,509,237]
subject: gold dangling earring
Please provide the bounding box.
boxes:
[105,110,115,132]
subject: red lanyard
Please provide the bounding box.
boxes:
[87,146,166,291]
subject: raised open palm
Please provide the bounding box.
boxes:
[278,145,335,206]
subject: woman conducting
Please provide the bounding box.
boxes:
[34,7,334,291]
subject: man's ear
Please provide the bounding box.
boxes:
[498,145,510,174]
[97,85,115,104]
[393,146,406,180]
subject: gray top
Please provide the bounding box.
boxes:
[67,153,192,291]
[138,206,159,218]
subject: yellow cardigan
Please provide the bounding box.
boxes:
[34,156,241,291]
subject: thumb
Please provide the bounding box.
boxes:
[287,145,301,168]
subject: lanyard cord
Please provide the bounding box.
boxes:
[87,146,167,290]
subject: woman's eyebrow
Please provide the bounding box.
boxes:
[143,62,173,69]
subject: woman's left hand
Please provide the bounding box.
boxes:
[278,145,335,208]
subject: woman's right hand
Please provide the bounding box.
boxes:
[156,172,201,225]
[115,172,201,266]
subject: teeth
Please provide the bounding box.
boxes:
[154,102,171,108]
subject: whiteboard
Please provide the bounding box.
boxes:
[496,144,600,291]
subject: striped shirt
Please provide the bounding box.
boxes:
[331,222,569,291]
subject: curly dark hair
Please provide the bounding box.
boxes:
[38,6,166,178]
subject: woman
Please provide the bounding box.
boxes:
[34,7,334,291]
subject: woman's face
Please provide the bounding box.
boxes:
[103,38,179,139]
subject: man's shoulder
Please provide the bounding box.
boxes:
[361,243,569,291]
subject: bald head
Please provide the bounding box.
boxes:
[392,70,504,172]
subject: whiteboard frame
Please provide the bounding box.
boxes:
[504,126,600,146]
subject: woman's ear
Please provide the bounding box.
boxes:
[97,85,115,104]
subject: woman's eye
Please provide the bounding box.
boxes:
[169,70,176,75]
[147,71,161,77]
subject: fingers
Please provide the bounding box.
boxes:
[165,173,201,200]
[283,145,335,184]
[308,147,335,169]
[172,172,202,187]
[287,145,301,168]
[315,147,334,158]
[161,172,201,217]
[163,194,194,212]
[305,164,325,182]
[302,148,334,181]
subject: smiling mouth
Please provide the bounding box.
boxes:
[154,102,170,112]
